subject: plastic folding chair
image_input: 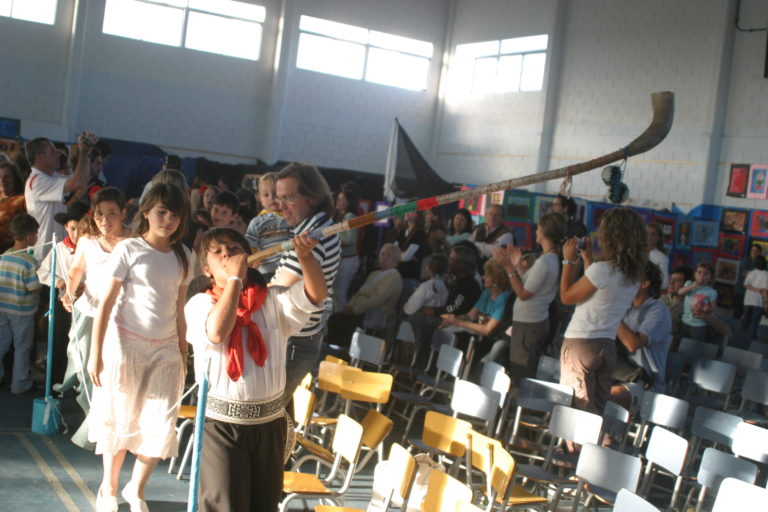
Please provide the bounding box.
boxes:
[613,489,661,512]
[534,355,560,383]
[315,442,416,512]
[731,421,768,465]
[733,369,768,424]
[350,331,387,370]
[552,443,642,511]
[631,391,689,454]
[281,414,365,511]
[682,447,757,512]
[712,477,768,512]
[638,426,688,510]
[686,358,737,410]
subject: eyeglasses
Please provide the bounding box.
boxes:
[276,193,302,205]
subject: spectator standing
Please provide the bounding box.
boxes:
[468,204,513,261]
[646,222,670,290]
[733,243,762,319]
[741,255,768,339]
[677,262,718,342]
[551,194,587,239]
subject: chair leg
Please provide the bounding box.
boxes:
[176,433,195,480]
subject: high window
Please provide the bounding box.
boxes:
[102,0,265,61]
[455,34,548,94]
[0,0,58,25]
[296,15,433,91]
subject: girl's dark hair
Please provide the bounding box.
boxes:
[449,208,473,235]
[133,182,190,277]
[596,207,646,284]
[0,161,24,195]
[195,227,266,288]
[647,222,665,252]
[755,255,767,271]
[336,188,359,219]
[644,261,664,298]
[88,186,126,235]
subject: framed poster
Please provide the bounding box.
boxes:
[533,195,555,221]
[676,216,693,250]
[587,203,612,232]
[358,198,372,214]
[460,186,484,216]
[727,163,750,198]
[692,220,719,248]
[691,248,717,266]
[671,251,690,269]
[504,221,532,249]
[749,210,768,239]
[751,238,768,256]
[714,282,735,307]
[715,258,739,285]
[488,190,504,207]
[721,208,748,234]
[503,192,533,222]
[652,215,676,245]
[718,233,746,259]
[747,164,768,199]
[0,138,18,154]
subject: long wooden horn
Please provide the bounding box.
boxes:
[248,91,674,264]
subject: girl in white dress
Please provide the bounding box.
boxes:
[87,183,192,512]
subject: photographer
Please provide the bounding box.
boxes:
[610,261,672,410]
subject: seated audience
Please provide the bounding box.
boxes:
[445,208,473,246]
[403,253,449,316]
[610,261,672,410]
[741,255,768,339]
[425,207,449,254]
[325,243,402,347]
[677,262,717,342]
[646,222,670,290]
[0,161,26,252]
[659,265,691,346]
[396,210,430,295]
[332,186,360,312]
[469,204,513,261]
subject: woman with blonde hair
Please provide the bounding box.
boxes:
[559,207,647,413]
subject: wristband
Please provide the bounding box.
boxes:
[227,276,243,288]
[508,272,518,279]
[562,259,579,265]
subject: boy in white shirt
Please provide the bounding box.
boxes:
[741,255,768,339]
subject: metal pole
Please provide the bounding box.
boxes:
[187,359,210,512]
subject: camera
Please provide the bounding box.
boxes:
[577,238,588,250]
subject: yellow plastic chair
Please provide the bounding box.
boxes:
[315,442,416,512]
[340,369,393,414]
[421,470,473,512]
[281,414,365,511]
[408,410,472,476]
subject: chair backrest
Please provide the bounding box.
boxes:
[317,361,361,394]
[535,355,561,382]
[431,328,456,351]
[464,430,509,503]
[689,358,737,395]
[332,414,365,464]
[363,307,388,332]
[350,331,387,367]
[721,346,763,377]
[741,369,768,408]
[678,337,718,360]
[372,443,416,508]
[613,489,661,512]
[697,447,757,490]
[644,426,688,476]
[479,361,510,408]
[457,503,484,512]
[298,372,314,389]
[396,320,416,344]
[324,355,348,366]
[712,477,768,512]
[601,401,630,444]
[747,340,768,358]
[292,386,316,430]
[422,410,472,458]
[421,470,473,512]
[436,344,464,378]
[575,443,642,494]
[549,405,603,446]
[690,406,742,448]
[517,378,574,414]
[665,352,685,387]
[360,409,394,450]
[450,380,501,429]
[639,391,689,431]
[340,369,393,405]
[731,422,768,464]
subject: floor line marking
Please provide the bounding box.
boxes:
[40,435,97,508]
[16,433,80,512]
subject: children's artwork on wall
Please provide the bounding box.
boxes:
[714,282,735,307]
[727,164,750,198]
[633,208,655,225]
[721,208,748,234]
[504,221,532,249]
[691,248,717,266]
[692,220,719,247]
[749,210,768,239]
[503,192,533,222]
[358,199,372,214]
[488,191,504,207]
[718,233,746,259]
[751,238,768,256]
[676,217,693,250]
[588,203,612,231]
[671,252,690,268]
[747,164,768,199]
[461,186,484,216]
[653,216,676,245]
[715,258,739,285]
[533,195,555,221]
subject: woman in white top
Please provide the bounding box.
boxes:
[496,212,566,391]
[646,222,670,290]
[559,207,647,413]
[58,187,130,447]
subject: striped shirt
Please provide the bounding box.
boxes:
[0,248,41,315]
[272,211,340,335]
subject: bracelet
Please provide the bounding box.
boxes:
[508,272,518,279]
[227,276,243,288]
[562,259,579,265]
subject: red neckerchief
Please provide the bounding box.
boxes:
[62,236,76,252]
[206,282,268,381]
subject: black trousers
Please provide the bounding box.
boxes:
[199,416,287,512]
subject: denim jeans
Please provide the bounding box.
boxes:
[0,311,35,393]
[283,331,324,404]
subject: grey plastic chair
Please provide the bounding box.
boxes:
[362,307,388,337]
[598,400,630,447]
[449,379,501,435]
[388,320,417,368]
[722,346,763,376]
[687,406,743,470]
[638,426,688,510]
[678,337,718,360]
[534,354,560,383]
[613,489,661,512]
[712,477,768,512]
[349,330,386,369]
[425,328,456,373]
[734,369,768,423]
[557,442,642,511]
[508,378,574,447]
[632,391,689,454]
[684,447,758,512]
[731,421,768,465]
[478,361,510,436]
[748,340,768,359]
[687,358,737,410]
[665,351,686,395]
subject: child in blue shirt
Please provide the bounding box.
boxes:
[678,262,718,341]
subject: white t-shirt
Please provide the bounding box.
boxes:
[73,236,114,317]
[37,239,76,289]
[403,276,448,316]
[108,237,193,339]
[185,281,314,401]
[649,249,670,290]
[24,167,67,261]
[513,252,560,323]
[564,261,640,340]
[744,269,768,308]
